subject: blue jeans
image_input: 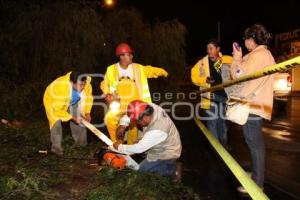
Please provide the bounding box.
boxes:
[139,159,176,178]
[242,114,265,187]
[205,101,228,146]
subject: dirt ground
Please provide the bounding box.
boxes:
[0,121,199,200]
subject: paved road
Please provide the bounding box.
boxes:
[175,97,300,199]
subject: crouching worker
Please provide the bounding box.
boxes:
[112,100,182,180]
[43,71,93,155]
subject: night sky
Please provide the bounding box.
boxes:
[123,0,300,63]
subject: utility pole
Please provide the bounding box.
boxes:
[217,21,221,42]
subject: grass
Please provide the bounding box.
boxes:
[0,121,200,200]
[83,168,200,200]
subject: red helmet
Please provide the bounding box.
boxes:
[115,43,133,56]
[127,100,148,122]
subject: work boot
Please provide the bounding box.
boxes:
[237,185,263,195]
[51,147,63,156]
[173,162,182,183]
[237,186,248,194]
[237,171,253,194]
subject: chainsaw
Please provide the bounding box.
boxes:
[81,119,139,170]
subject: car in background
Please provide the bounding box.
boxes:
[273,72,292,113]
[273,72,292,100]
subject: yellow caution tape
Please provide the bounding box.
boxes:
[194,118,269,200]
[200,56,300,93]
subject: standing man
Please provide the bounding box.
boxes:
[191,39,232,146]
[101,43,168,144]
[112,100,182,180]
[43,71,93,155]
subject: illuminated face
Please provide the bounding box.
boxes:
[207,44,220,59]
[137,115,152,127]
[244,38,257,52]
[119,53,133,66]
[72,80,86,92]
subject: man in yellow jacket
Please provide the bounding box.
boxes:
[100,43,168,144]
[191,39,232,146]
[43,71,93,155]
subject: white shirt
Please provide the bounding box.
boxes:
[117,63,133,79]
[117,115,168,154]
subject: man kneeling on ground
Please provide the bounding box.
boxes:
[112,100,182,181]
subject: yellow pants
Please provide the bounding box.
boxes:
[105,110,138,144]
[105,78,140,144]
